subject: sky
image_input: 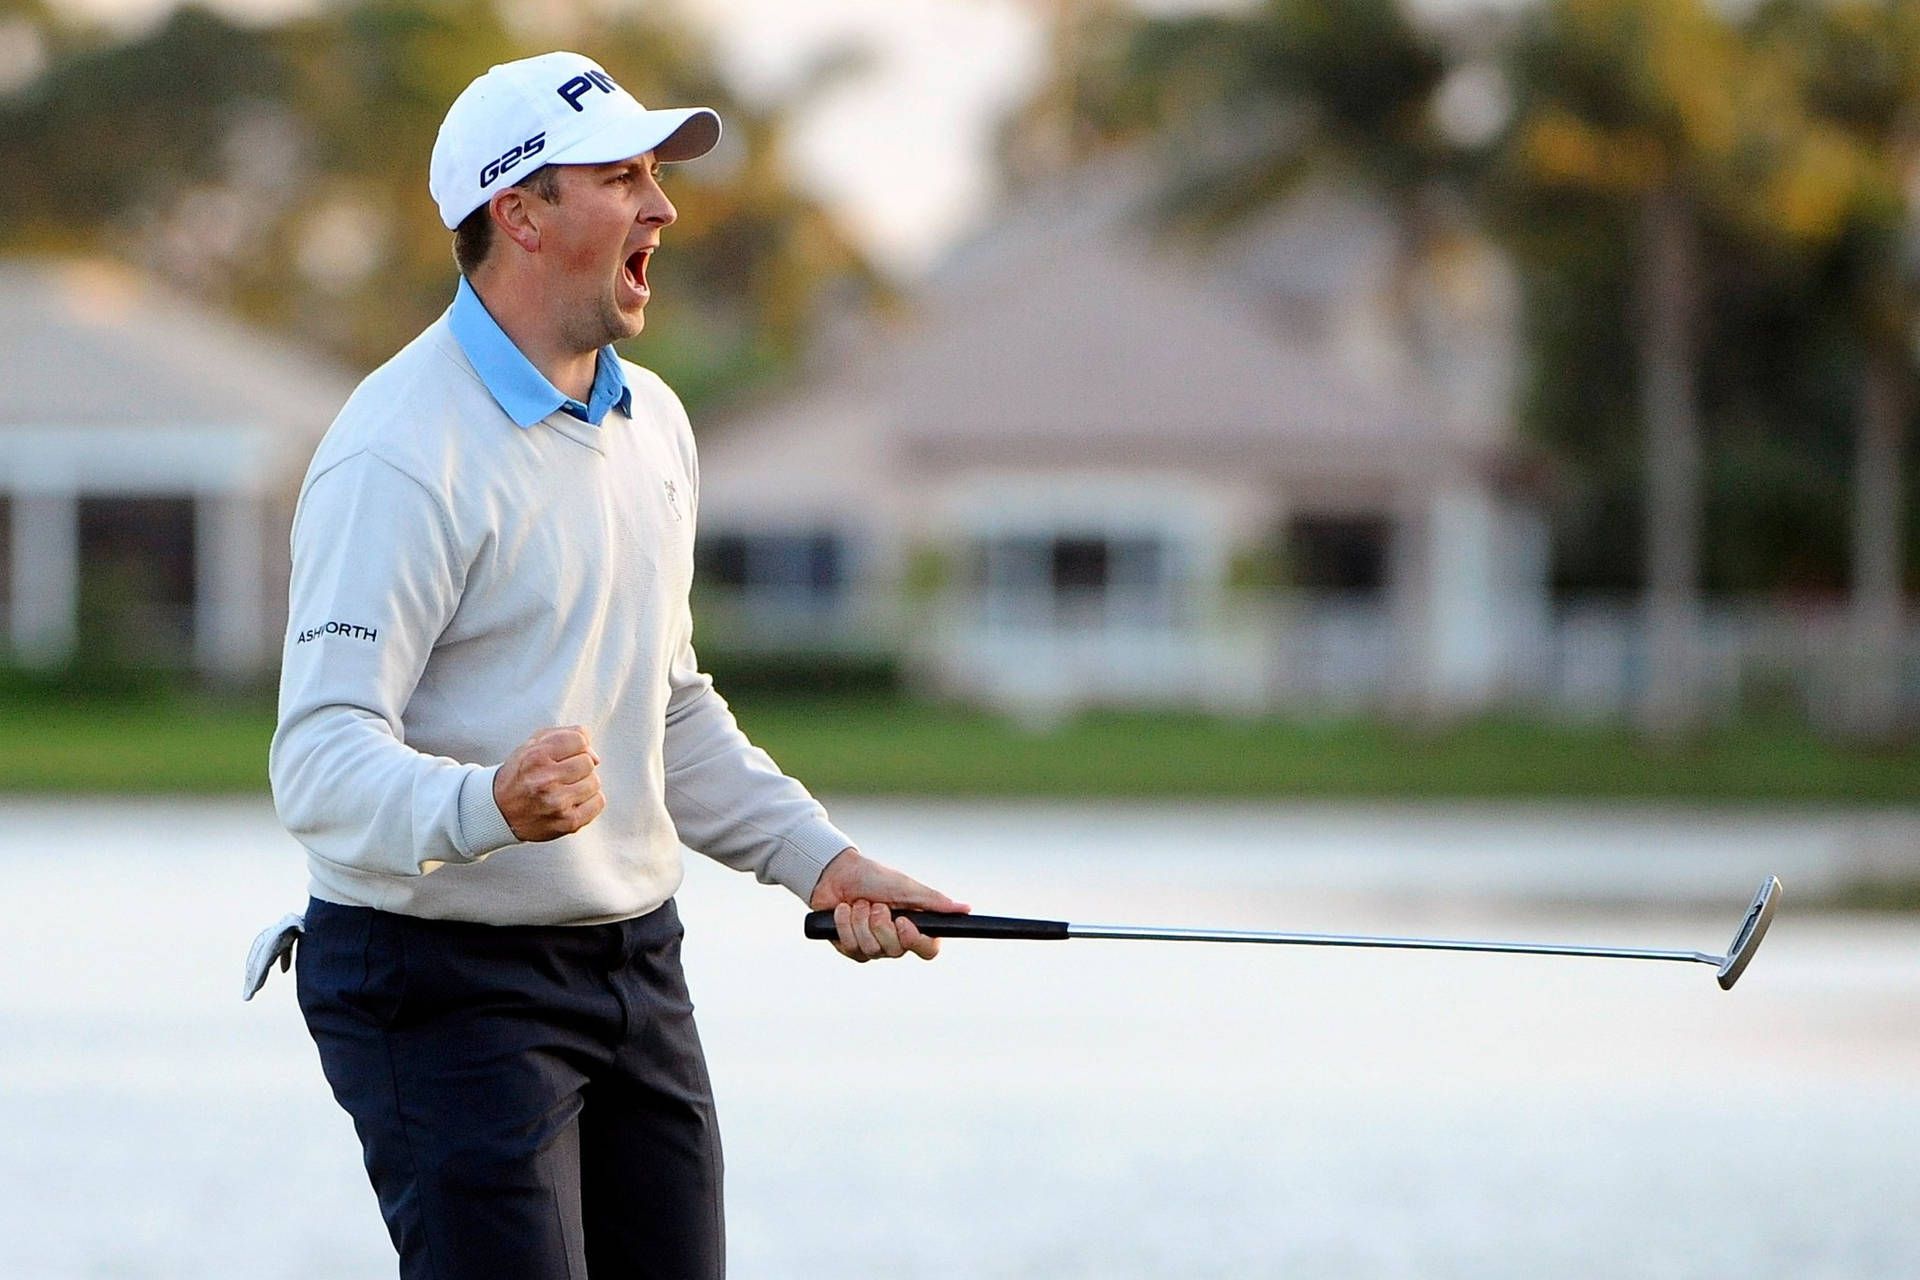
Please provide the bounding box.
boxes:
[686,0,1048,275]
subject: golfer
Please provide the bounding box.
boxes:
[268,50,963,1280]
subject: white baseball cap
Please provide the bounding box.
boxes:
[429,51,722,230]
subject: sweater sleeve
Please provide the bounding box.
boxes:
[661,636,854,902]
[269,451,520,880]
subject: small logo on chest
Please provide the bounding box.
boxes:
[663,478,683,521]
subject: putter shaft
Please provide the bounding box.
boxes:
[801,876,1781,989]
[1065,922,1722,967]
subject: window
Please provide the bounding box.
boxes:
[1286,516,1390,594]
[981,532,1173,625]
[700,534,750,590]
[1051,538,1108,591]
[77,497,197,666]
[696,531,846,601]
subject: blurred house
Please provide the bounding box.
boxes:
[0,258,352,681]
[695,160,1549,716]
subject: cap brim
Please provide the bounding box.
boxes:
[543,106,722,169]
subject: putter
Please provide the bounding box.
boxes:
[805,875,1782,990]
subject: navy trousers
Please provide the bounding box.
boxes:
[296,896,724,1280]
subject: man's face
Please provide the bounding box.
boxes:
[536,152,677,353]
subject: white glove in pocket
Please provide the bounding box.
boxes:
[243,912,306,1002]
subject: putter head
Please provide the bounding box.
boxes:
[1716,876,1781,990]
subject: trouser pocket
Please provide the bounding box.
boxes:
[295,898,407,1031]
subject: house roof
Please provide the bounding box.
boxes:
[0,257,355,439]
[713,158,1518,491]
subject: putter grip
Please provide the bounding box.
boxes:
[803,911,1069,941]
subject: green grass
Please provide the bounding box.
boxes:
[0,690,1914,801]
[727,695,1920,803]
[0,692,277,793]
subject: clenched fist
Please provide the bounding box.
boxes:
[492,725,605,842]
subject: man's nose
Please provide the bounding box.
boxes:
[643,190,676,228]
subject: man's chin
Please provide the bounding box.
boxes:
[614,294,648,336]
[592,298,646,346]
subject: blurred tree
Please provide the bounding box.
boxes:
[1001,0,1460,350]
[0,1,877,413]
[1752,0,1919,738]
[1498,0,1872,738]
[0,7,288,256]
[0,2,56,96]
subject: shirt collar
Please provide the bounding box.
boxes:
[449,275,633,428]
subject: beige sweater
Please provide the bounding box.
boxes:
[269,313,850,924]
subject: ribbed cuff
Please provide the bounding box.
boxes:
[455,765,520,860]
[765,818,857,903]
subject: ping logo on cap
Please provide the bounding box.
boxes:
[479,132,546,187]
[557,69,620,112]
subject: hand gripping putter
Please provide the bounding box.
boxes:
[806,876,1782,990]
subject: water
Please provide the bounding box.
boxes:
[1,798,1916,1278]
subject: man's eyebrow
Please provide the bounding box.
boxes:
[600,158,659,178]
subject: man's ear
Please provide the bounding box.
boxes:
[491,188,541,254]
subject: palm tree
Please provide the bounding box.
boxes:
[1501,0,1868,739]
[1754,0,1918,738]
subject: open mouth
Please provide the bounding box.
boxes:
[623,248,651,297]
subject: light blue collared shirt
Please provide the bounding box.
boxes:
[449,276,633,428]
